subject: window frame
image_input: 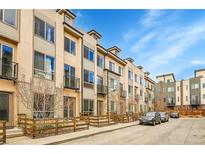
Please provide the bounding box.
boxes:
[84,45,94,62]
[0,9,17,28]
[64,37,76,55]
[109,61,115,72]
[97,55,104,68]
[83,69,94,84]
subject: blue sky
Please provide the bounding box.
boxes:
[72,9,205,81]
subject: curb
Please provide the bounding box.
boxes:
[45,123,139,145]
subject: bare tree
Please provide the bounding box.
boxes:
[16,75,64,119]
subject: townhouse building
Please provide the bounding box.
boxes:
[0,9,155,127]
[154,69,205,110]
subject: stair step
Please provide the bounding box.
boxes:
[6,127,24,139]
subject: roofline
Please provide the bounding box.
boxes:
[63,22,84,37]
[107,51,127,65]
[87,29,102,38]
[156,73,176,81]
[97,44,107,55]
[56,9,76,18]
[194,68,205,77]
[107,46,121,52]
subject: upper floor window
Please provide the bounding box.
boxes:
[128,70,133,80]
[186,85,189,90]
[167,87,174,92]
[34,51,55,80]
[64,64,75,77]
[128,85,133,95]
[191,83,199,89]
[84,69,94,84]
[97,76,103,85]
[109,61,115,72]
[110,78,117,89]
[64,37,76,55]
[64,15,71,25]
[97,55,104,68]
[177,86,179,91]
[0,9,17,27]
[135,74,138,82]
[203,83,205,88]
[140,75,143,85]
[167,79,170,83]
[84,46,94,62]
[35,17,55,43]
[118,66,123,76]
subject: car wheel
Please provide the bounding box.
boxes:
[152,120,156,126]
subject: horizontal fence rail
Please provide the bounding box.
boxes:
[17,114,89,139]
[0,121,6,144]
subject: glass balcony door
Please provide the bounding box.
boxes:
[0,44,13,78]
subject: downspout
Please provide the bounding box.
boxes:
[80,38,84,116]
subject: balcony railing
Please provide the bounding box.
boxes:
[34,68,54,80]
[64,75,80,90]
[166,102,176,106]
[120,90,127,98]
[191,100,200,106]
[97,84,107,95]
[0,59,18,81]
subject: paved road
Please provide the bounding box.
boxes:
[61,118,205,145]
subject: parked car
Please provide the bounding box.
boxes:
[159,112,169,122]
[170,112,180,118]
[139,112,161,126]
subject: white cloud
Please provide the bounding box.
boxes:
[191,60,205,65]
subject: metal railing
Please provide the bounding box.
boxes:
[64,75,80,89]
[34,68,54,80]
[97,84,107,95]
[120,90,127,98]
[166,101,176,106]
[191,100,200,105]
[0,59,18,81]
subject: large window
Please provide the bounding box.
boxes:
[110,78,116,89]
[84,69,94,84]
[84,46,94,62]
[64,64,75,77]
[35,17,55,43]
[167,87,175,92]
[203,83,205,88]
[135,74,138,82]
[191,83,199,89]
[97,55,104,68]
[0,9,17,27]
[64,37,76,55]
[128,70,133,80]
[97,76,103,85]
[128,85,133,95]
[109,61,115,72]
[110,101,116,112]
[33,93,54,118]
[34,51,55,80]
[118,66,123,76]
[82,99,94,115]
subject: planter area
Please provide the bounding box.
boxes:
[0,121,6,144]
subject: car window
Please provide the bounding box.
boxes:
[145,112,155,117]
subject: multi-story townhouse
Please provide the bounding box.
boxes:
[154,69,205,110]
[0,9,155,128]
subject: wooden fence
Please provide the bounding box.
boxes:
[0,121,6,144]
[88,114,116,127]
[17,114,89,139]
[166,109,205,117]
[117,112,140,123]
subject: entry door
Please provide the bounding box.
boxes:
[64,96,76,118]
[97,101,103,116]
[0,92,13,126]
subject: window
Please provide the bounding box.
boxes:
[64,37,76,55]
[178,97,180,102]
[110,78,116,89]
[135,74,138,82]
[186,96,188,101]
[35,17,55,43]
[33,93,54,118]
[97,76,103,85]
[0,9,16,27]
[186,85,189,90]
[110,101,116,112]
[34,51,55,80]
[177,86,179,91]
[167,79,170,83]
[140,89,143,97]
[82,99,94,115]
[64,15,71,25]
[128,104,133,112]
[167,87,174,92]
[167,97,174,104]
[128,85,133,95]
[203,83,205,88]
[118,66,122,76]
[97,55,104,68]
[128,70,133,80]
[84,46,94,62]
[191,83,199,89]
[64,64,75,77]
[109,61,115,72]
[203,94,205,99]
[84,69,94,84]
[140,76,143,85]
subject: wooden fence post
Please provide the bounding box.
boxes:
[3,121,6,144]
[108,113,110,125]
[32,120,36,139]
[97,116,100,128]
[55,119,59,135]
[24,117,27,135]
[73,117,76,132]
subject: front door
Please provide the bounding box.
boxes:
[97,101,103,116]
[0,92,13,126]
[64,96,76,118]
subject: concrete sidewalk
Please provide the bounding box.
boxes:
[7,121,139,145]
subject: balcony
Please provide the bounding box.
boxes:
[191,100,200,106]
[0,59,18,81]
[64,75,80,90]
[34,68,54,80]
[97,84,107,95]
[120,90,127,98]
[166,101,176,107]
